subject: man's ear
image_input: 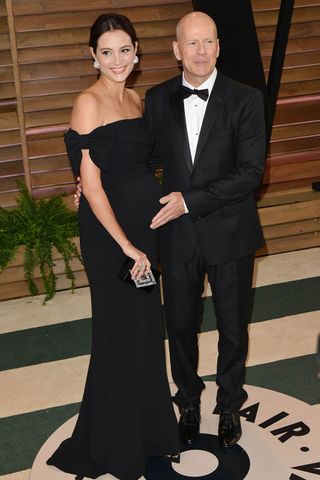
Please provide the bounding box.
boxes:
[172,41,181,61]
[216,39,220,58]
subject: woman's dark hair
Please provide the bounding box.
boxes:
[89,13,138,53]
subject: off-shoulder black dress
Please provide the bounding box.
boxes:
[47,118,179,479]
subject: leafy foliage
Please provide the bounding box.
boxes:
[0,182,82,303]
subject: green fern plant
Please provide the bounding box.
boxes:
[0,182,82,303]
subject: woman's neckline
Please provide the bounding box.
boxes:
[68,117,143,136]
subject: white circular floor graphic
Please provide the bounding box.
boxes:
[172,450,219,477]
[31,382,320,480]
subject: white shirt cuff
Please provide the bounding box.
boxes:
[182,197,189,214]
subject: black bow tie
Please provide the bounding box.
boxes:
[181,85,209,101]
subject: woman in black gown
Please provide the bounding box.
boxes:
[47,13,179,480]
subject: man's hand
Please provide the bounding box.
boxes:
[150,192,185,229]
[74,176,82,209]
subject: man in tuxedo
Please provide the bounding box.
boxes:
[145,11,266,448]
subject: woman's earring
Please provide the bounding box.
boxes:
[93,59,100,69]
[133,55,139,65]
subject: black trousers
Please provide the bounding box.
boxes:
[161,249,255,413]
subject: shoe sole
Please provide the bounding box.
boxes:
[219,432,242,450]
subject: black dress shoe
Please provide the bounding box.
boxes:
[179,405,200,445]
[218,411,242,449]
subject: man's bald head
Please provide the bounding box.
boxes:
[173,11,220,87]
[176,12,218,42]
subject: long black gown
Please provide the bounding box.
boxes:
[47,118,180,479]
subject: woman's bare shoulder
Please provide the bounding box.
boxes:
[126,88,142,112]
[71,90,101,134]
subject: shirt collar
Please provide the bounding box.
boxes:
[182,68,217,97]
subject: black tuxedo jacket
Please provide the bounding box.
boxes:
[144,71,266,265]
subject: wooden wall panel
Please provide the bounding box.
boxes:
[12,0,190,15]
[0,0,320,300]
[251,1,320,206]
[0,0,25,207]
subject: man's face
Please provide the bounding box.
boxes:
[173,15,220,87]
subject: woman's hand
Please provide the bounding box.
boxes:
[74,176,82,209]
[122,242,151,280]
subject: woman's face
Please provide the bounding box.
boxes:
[91,29,137,84]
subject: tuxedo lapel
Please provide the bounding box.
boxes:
[170,85,193,174]
[193,82,224,167]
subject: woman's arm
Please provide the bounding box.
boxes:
[80,151,128,249]
[72,93,150,279]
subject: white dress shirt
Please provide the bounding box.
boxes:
[182,68,217,163]
[181,69,217,212]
